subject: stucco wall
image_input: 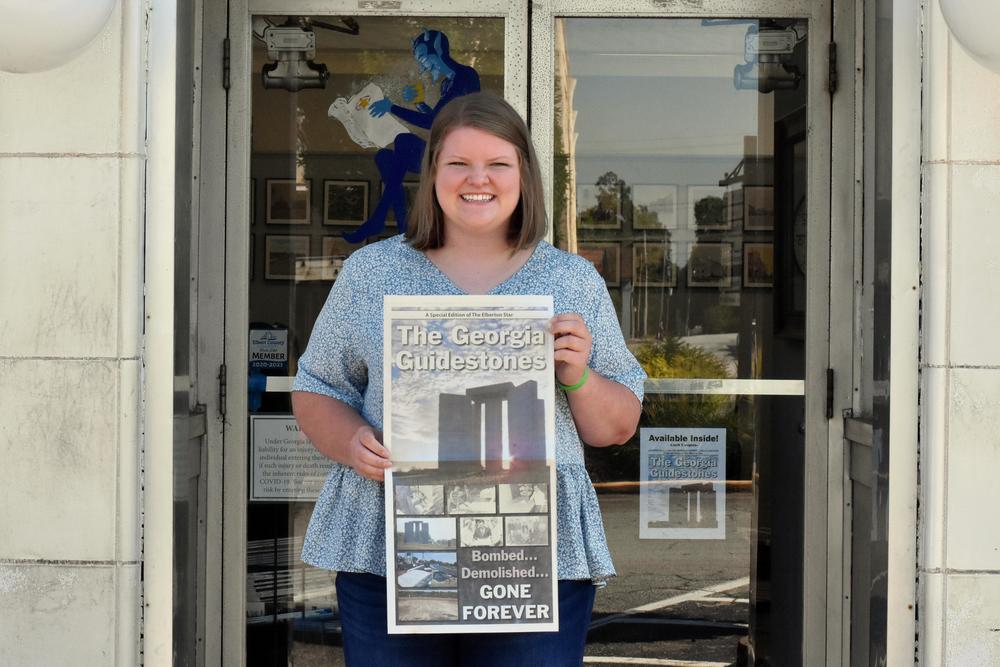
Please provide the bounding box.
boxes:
[0,1,145,665]
[919,1,1000,663]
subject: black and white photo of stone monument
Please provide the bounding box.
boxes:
[396,517,457,549]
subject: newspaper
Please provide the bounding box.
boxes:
[639,427,727,540]
[383,295,559,634]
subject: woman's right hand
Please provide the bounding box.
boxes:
[291,392,393,481]
[348,425,392,482]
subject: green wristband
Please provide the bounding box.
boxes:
[557,367,590,392]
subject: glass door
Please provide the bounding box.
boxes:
[224,2,526,664]
[534,2,833,664]
[222,0,839,664]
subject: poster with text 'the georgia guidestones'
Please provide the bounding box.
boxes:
[383,295,558,634]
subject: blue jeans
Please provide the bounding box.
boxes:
[335,572,596,666]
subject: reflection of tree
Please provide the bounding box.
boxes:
[633,204,659,228]
[584,337,750,483]
[578,171,627,227]
[553,19,577,251]
[693,195,724,228]
[579,171,667,231]
[552,110,570,249]
[633,337,730,380]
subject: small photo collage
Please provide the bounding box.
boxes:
[393,480,550,578]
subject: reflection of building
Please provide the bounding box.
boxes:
[553,18,578,252]
[403,520,430,544]
[438,381,545,470]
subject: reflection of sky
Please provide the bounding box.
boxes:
[572,77,756,157]
[563,18,759,158]
[389,317,549,462]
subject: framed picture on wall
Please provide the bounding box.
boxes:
[687,185,729,231]
[264,235,310,280]
[577,242,621,286]
[322,235,354,259]
[744,243,775,287]
[294,255,344,282]
[632,184,678,230]
[744,186,775,231]
[632,242,676,287]
[687,242,732,287]
[576,181,621,229]
[324,180,369,226]
[266,179,311,225]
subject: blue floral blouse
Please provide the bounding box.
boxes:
[293,235,647,580]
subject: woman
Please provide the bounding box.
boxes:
[292,92,645,665]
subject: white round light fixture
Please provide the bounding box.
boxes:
[940,0,1000,73]
[0,0,116,73]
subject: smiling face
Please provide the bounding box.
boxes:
[434,126,521,242]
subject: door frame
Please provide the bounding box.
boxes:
[530,2,848,664]
[218,2,528,665]
[198,0,861,664]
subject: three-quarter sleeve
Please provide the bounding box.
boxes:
[583,266,647,403]
[292,257,369,412]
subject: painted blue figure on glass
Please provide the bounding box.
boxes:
[343,30,480,243]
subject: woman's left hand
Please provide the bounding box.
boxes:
[551,313,592,387]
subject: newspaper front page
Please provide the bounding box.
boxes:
[639,427,727,540]
[383,295,559,634]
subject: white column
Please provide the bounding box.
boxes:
[0,1,146,665]
[920,1,1000,663]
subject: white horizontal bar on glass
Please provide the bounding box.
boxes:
[265,376,295,392]
[265,376,804,396]
[644,378,805,396]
